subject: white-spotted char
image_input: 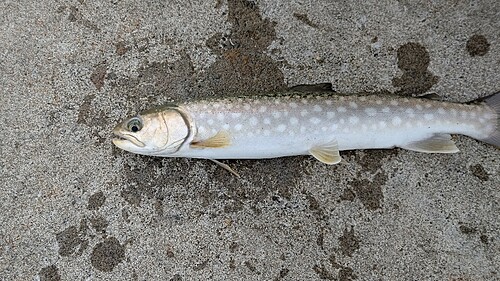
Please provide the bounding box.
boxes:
[113,85,499,171]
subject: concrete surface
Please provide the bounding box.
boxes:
[1,0,499,280]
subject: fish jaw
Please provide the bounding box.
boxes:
[112,130,146,151]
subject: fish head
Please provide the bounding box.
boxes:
[112,105,191,155]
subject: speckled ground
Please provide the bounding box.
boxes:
[1,0,499,280]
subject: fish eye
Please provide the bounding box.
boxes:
[127,118,142,132]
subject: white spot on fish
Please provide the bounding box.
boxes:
[290,117,298,125]
[339,119,345,124]
[365,107,377,116]
[301,99,308,104]
[223,124,230,130]
[349,102,358,109]
[244,104,251,110]
[314,105,322,112]
[198,126,206,134]
[437,108,446,115]
[416,104,423,110]
[370,123,377,130]
[349,116,359,124]
[405,108,415,115]
[360,96,367,102]
[379,121,387,128]
[199,113,206,119]
[301,110,309,116]
[325,100,333,105]
[392,116,402,126]
[331,124,339,131]
[300,126,306,133]
[390,100,398,106]
[273,112,281,119]
[310,117,321,124]
[217,113,225,121]
[207,119,214,125]
[263,129,271,136]
[327,111,335,119]
[277,124,287,132]
[231,112,242,118]
[235,124,243,131]
[337,106,347,112]
[451,109,457,116]
[376,100,383,105]
[259,106,267,113]
[424,114,434,120]
[289,102,298,108]
[321,126,327,132]
[470,111,477,118]
[249,117,258,126]
[264,118,271,125]
[361,124,368,131]
[425,103,432,108]
[382,107,390,113]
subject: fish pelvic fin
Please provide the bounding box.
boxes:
[309,140,342,164]
[479,92,500,148]
[401,134,459,153]
[191,131,231,148]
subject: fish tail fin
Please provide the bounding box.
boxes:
[478,92,500,147]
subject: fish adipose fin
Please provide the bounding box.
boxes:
[401,134,459,153]
[480,92,500,148]
[191,131,231,148]
[210,159,240,177]
[309,140,342,164]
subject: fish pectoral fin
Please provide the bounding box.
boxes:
[209,159,240,177]
[401,134,459,153]
[191,131,231,148]
[309,140,342,164]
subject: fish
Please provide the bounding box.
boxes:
[112,84,499,174]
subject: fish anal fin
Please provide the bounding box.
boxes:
[309,140,342,164]
[191,131,231,148]
[401,134,459,153]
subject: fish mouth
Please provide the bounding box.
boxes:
[112,131,145,148]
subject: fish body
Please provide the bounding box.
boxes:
[113,86,499,165]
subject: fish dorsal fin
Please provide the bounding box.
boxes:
[288,83,334,93]
[309,140,342,164]
[418,93,440,100]
[401,134,459,153]
[191,131,231,148]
